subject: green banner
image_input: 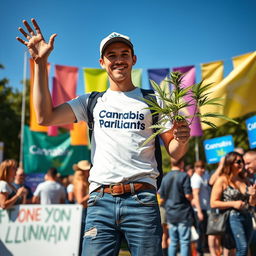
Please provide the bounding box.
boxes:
[23,126,90,175]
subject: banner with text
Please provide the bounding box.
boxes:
[23,125,90,175]
[204,135,234,164]
[246,115,256,149]
[0,204,83,256]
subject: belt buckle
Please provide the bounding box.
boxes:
[109,183,125,196]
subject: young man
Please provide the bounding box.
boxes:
[159,158,194,256]
[32,168,66,204]
[17,19,190,256]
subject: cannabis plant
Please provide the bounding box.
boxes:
[142,71,238,145]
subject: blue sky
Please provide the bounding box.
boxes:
[1,0,256,95]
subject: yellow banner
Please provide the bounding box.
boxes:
[29,59,48,132]
[83,68,108,93]
[232,52,254,69]
[132,69,142,87]
[201,60,224,85]
[70,121,88,146]
[200,52,256,129]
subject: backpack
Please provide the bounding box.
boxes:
[86,89,163,189]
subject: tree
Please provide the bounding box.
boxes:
[0,65,30,160]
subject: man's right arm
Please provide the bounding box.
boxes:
[33,61,76,126]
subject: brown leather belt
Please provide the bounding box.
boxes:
[95,182,155,196]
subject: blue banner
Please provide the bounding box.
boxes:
[246,115,256,149]
[204,135,234,164]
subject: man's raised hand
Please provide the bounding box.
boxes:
[16,18,57,63]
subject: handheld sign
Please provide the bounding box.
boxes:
[246,115,256,149]
[0,205,83,256]
[204,135,234,164]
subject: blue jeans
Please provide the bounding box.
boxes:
[229,211,253,256]
[168,221,191,256]
[81,187,162,256]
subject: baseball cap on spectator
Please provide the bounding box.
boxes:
[100,32,134,57]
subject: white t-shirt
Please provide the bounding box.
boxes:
[67,183,74,193]
[0,180,14,194]
[34,180,66,205]
[191,172,211,211]
[68,87,172,193]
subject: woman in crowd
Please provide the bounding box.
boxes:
[72,160,91,255]
[0,159,27,209]
[211,151,256,256]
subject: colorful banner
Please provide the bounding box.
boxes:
[232,52,253,69]
[173,65,203,137]
[246,115,256,149]
[83,68,108,93]
[204,135,234,164]
[29,59,48,132]
[23,126,90,175]
[201,60,224,85]
[0,205,82,256]
[132,69,143,88]
[200,52,256,129]
[70,121,88,146]
[147,68,170,89]
[52,65,78,106]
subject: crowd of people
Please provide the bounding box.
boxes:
[1,149,256,256]
[158,149,256,256]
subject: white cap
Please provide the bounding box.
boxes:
[100,32,134,57]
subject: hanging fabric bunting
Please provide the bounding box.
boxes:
[147,68,170,89]
[83,68,108,93]
[29,59,49,132]
[132,69,143,88]
[200,52,256,129]
[173,66,203,137]
[48,65,78,135]
[70,121,88,146]
[201,60,224,86]
[232,52,254,69]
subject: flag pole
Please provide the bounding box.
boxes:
[195,136,200,161]
[19,51,28,167]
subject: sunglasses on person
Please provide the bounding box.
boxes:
[234,159,243,165]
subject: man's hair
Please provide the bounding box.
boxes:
[171,157,184,168]
[244,150,256,158]
[47,168,58,178]
[194,160,205,168]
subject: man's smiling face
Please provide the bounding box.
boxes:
[100,42,136,84]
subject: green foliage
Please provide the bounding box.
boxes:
[0,65,30,160]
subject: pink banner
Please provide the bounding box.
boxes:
[172,66,203,137]
[48,65,78,135]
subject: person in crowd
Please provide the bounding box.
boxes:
[185,164,194,177]
[209,157,235,256]
[32,167,66,204]
[0,159,27,209]
[12,166,33,204]
[191,160,211,256]
[72,160,91,255]
[244,150,256,256]
[211,151,256,256]
[160,157,194,256]
[66,174,75,204]
[244,150,256,184]
[17,19,190,256]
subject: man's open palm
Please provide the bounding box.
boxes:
[16,18,57,63]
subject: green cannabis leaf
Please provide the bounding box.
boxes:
[142,71,238,146]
